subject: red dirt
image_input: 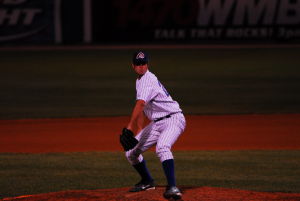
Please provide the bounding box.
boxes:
[0,114,300,152]
[1,187,300,201]
[1,114,300,201]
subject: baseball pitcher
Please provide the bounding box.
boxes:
[120,51,186,199]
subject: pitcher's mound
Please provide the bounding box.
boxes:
[2,186,300,201]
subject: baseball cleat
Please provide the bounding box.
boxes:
[129,180,155,192]
[163,186,182,199]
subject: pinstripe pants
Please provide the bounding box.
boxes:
[126,113,186,165]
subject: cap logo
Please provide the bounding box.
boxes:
[136,52,145,59]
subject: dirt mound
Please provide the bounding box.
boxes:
[2,187,300,201]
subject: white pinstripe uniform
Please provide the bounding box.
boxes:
[126,70,186,165]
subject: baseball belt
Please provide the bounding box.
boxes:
[154,112,182,123]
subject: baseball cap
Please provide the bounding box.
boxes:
[132,51,148,65]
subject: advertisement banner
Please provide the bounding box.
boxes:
[92,0,300,43]
[0,0,58,45]
[0,0,299,45]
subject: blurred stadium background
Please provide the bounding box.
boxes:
[0,0,299,119]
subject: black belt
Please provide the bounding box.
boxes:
[154,112,182,122]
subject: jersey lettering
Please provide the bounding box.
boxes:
[158,80,170,97]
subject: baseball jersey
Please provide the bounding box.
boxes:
[136,70,182,121]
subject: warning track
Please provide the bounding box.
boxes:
[1,114,300,153]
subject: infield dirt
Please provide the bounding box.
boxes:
[1,114,300,201]
[1,114,300,152]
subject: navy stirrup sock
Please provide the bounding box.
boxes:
[133,160,153,182]
[162,159,176,187]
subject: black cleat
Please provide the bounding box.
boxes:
[129,180,155,192]
[163,186,182,199]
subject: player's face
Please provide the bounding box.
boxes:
[132,64,148,76]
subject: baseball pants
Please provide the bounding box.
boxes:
[126,113,186,165]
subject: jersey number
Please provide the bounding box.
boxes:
[158,81,170,97]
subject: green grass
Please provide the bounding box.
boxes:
[0,48,300,119]
[0,151,300,198]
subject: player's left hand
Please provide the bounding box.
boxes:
[120,128,139,151]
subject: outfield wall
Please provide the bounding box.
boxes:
[0,0,299,46]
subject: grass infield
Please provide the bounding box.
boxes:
[0,151,300,198]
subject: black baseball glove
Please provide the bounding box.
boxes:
[120,128,139,151]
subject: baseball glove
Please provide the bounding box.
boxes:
[120,128,139,151]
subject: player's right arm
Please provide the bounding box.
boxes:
[127,99,145,134]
